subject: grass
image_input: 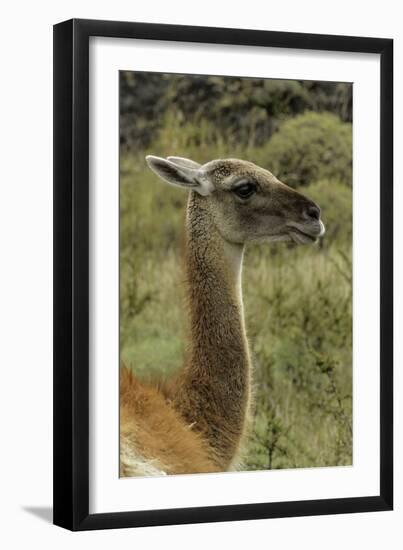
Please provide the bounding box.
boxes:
[120,116,353,471]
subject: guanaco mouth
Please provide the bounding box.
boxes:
[286,220,325,244]
[288,227,318,244]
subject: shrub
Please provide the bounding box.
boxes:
[260,112,352,187]
[243,240,352,469]
[120,72,352,151]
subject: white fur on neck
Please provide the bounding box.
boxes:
[222,240,244,286]
[222,240,245,319]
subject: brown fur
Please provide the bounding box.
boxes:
[120,157,325,477]
[120,368,218,475]
[170,193,252,469]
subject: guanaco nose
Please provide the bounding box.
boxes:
[304,204,321,221]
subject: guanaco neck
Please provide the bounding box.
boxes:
[173,192,252,469]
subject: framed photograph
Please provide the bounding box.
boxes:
[53,19,393,531]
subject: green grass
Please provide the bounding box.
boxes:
[120,114,352,470]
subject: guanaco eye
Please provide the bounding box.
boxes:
[233,182,257,199]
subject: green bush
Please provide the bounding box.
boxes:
[260,112,352,187]
[120,72,352,151]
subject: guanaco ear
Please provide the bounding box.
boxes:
[166,156,202,170]
[145,155,213,196]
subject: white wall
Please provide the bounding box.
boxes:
[0,1,400,547]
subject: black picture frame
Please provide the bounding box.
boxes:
[53,18,393,531]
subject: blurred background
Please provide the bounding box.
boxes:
[120,72,352,470]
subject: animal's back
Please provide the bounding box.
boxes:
[120,367,217,476]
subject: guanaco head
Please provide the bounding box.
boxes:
[146,156,325,245]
